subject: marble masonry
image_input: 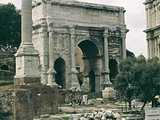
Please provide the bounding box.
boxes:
[31,0,128,95]
[15,0,128,95]
[144,0,160,58]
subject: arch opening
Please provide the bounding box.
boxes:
[54,57,65,88]
[109,59,118,83]
[75,40,100,93]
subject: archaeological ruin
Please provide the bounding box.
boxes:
[0,0,130,119]
[144,0,160,58]
[28,0,128,95]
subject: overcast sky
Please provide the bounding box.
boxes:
[0,0,147,57]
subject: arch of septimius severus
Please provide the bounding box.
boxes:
[15,0,128,95]
[144,0,160,58]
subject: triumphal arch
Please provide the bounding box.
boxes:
[31,0,127,94]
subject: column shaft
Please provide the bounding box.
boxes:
[47,31,57,86]
[69,26,80,90]
[121,31,127,59]
[103,28,112,86]
[22,0,32,45]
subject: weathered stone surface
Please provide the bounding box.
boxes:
[144,0,160,58]
[14,88,34,120]
[0,85,58,120]
[102,87,116,99]
[32,0,128,94]
[0,91,13,120]
[15,0,40,86]
[17,85,59,117]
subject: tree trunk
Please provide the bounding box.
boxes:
[141,101,147,110]
[128,101,132,110]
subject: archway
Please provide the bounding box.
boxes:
[109,59,118,83]
[76,40,99,93]
[54,57,65,88]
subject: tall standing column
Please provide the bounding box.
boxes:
[47,29,57,86]
[40,20,49,85]
[22,0,32,45]
[121,30,127,59]
[102,28,115,99]
[70,26,80,91]
[15,0,40,85]
[148,40,151,58]
[103,28,112,87]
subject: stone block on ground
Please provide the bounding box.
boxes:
[102,87,116,100]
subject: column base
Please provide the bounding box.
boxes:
[102,71,112,87]
[102,86,116,100]
[81,77,90,93]
[70,68,81,91]
[47,68,58,87]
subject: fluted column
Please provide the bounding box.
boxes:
[15,0,40,85]
[70,26,80,91]
[103,28,112,87]
[47,29,57,86]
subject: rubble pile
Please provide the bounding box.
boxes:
[79,109,121,120]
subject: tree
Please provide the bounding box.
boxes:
[115,56,160,110]
[114,57,136,110]
[134,57,160,110]
[0,3,21,49]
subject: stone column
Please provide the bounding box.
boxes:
[119,8,125,25]
[103,28,112,87]
[21,0,32,45]
[148,5,152,28]
[121,30,127,59]
[40,20,48,85]
[47,28,57,86]
[15,0,40,85]
[102,28,116,99]
[148,40,151,58]
[69,26,80,91]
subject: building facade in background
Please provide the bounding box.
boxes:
[32,0,128,94]
[144,0,160,58]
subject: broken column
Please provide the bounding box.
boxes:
[15,0,40,85]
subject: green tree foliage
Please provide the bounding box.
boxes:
[115,57,136,110]
[0,3,21,48]
[115,56,160,110]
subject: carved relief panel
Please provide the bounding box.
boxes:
[108,29,122,58]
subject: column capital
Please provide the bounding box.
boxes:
[104,27,109,33]
[69,25,76,35]
[103,28,110,38]
[48,23,54,32]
